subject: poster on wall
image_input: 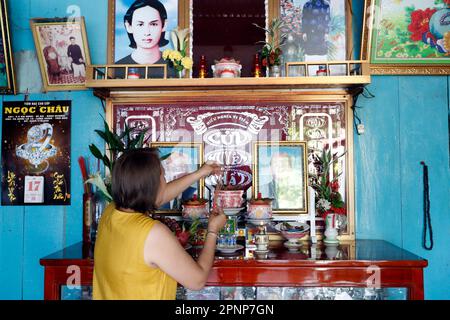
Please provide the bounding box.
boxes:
[1,101,71,206]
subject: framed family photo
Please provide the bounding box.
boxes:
[30,17,91,91]
[151,142,204,214]
[270,0,352,76]
[362,0,450,75]
[107,0,190,64]
[253,141,308,215]
[0,0,15,94]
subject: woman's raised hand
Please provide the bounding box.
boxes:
[199,160,223,178]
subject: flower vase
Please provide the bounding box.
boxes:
[268,65,281,77]
[323,213,339,244]
[176,69,185,79]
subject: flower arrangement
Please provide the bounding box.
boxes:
[310,148,346,219]
[162,27,193,76]
[254,18,287,67]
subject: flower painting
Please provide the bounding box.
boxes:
[365,0,450,74]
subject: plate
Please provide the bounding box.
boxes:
[246,218,272,226]
[254,249,269,254]
[216,244,244,253]
[223,207,245,216]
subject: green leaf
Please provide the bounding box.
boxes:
[89,144,104,160]
[160,152,172,162]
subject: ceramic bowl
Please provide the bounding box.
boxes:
[275,222,310,242]
[212,60,242,78]
[216,190,244,208]
[247,200,273,219]
[182,201,209,219]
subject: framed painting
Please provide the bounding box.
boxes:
[30,17,91,91]
[107,0,190,64]
[151,142,204,214]
[0,0,15,94]
[270,0,352,76]
[362,0,450,75]
[253,141,308,215]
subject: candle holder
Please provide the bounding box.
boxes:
[254,225,269,252]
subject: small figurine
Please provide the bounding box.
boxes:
[316,65,328,76]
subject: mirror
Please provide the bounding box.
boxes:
[192,0,266,77]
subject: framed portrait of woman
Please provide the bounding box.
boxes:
[108,0,190,66]
[30,17,91,92]
[253,141,308,215]
[0,0,16,94]
[151,142,204,214]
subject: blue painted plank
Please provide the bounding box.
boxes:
[354,76,403,245]
[398,76,450,300]
[0,207,24,300]
[22,206,65,300]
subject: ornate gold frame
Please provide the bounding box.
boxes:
[361,0,450,75]
[30,17,91,92]
[105,91,355,240]
[0,0,15,94]
[150,141,204,215]
[107,0,190,64]
[269,0,355,61]
[253,140,309,215]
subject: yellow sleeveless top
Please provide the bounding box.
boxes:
[93,203,177,300]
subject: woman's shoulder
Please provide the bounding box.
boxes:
[115,54,136,64]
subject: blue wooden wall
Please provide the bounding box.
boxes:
[0,0,449,300]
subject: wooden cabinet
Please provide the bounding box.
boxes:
[40,240,427,300]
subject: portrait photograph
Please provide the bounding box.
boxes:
[151,142,204,213]
[109,0,185,65]
[363,0,450,74]
[253,141,308,214]
[30,17,91,91]
[0,0,15,94]
[278,0,348,75]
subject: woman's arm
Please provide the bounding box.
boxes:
[144,209,226,290]
[156,161,222,207]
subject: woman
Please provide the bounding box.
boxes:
[115,0,175,78]
[93,148,226,300]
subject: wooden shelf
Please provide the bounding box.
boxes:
[85,61,371,96]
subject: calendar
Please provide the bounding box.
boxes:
[24,176,44,204]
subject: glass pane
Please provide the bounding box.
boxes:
[192,0,266,77]
[180,286,408,300]
[61,286,92,300]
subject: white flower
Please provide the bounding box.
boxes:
[316,198,331,211]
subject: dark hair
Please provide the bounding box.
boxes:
[124,0,170,49]
[112,148,162,214]
[69,36,75,40]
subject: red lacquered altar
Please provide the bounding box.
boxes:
[40,240,427,300]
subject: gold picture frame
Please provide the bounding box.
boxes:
[30,17,91,92]
[253,141,309,215]
[269,0,355,74]
[0,0,15,94]
[150,141,204,215]
[362,0,450,75]
[107,0,190,65]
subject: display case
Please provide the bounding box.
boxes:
[40,240,427,300]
